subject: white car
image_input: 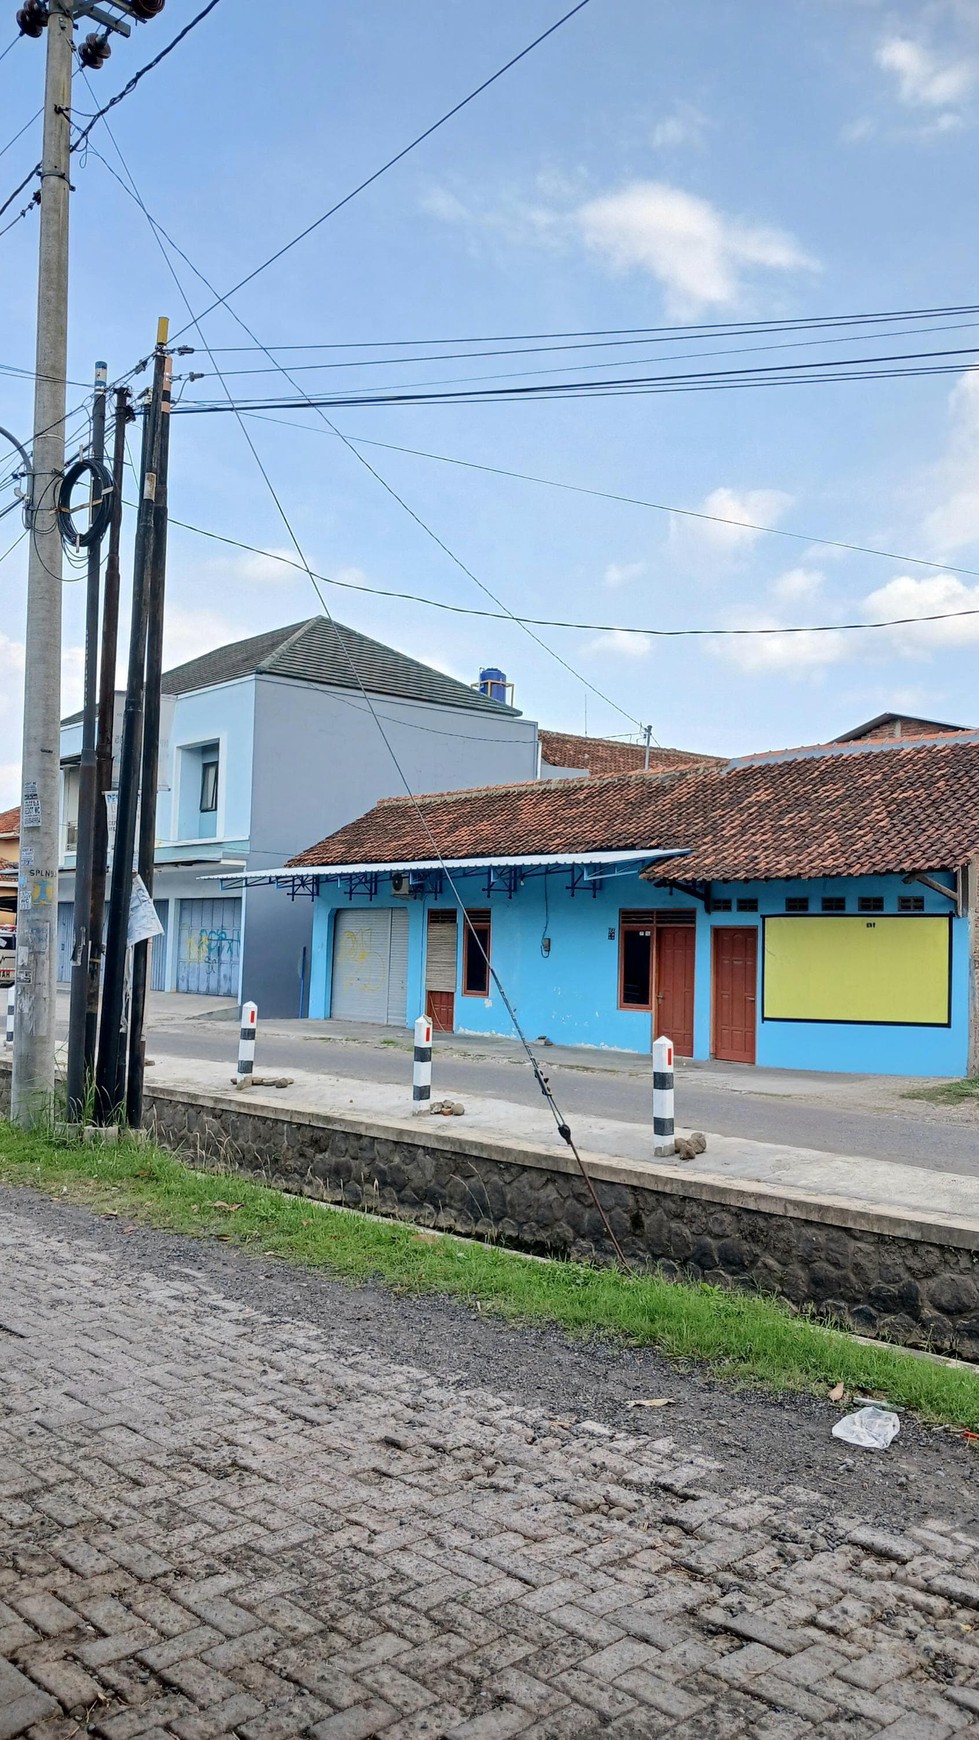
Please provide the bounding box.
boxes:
[0,923,15,951]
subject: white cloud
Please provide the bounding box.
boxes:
[863,572,979,651]
[923,372,979,552]
[603,560,646,588]
[650,104,708,151]
[0,636,84,808]
[589,628,652,658]
[423,176,815,317]
[713,618,850,674]
[0,762,19,809]
[676,485,794,553]
[771,566,824,603]
[162,608,243,671]
[420,188,471,225]
[876,36,975,110]
[576,182,816,316]
[841,117,877,144]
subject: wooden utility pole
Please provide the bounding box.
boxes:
[95,323,168,1121]
[127,350,172,1126]
[86,386,133,1078]
[65,363,108,1120]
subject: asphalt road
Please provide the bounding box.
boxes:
[136,1020,979,1176]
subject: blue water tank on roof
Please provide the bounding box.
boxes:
[479,666,508,704]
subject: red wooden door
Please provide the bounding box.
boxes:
[654,925,695,1057]
[712,928,758,1063]
[426,990,455,1032]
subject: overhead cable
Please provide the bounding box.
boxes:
[290,427,979,586]
[87,134,646,733]
[97,115,629,1265]
[168,0,594,342]
[157,505,979,640]
[192,315,979,379]
[199,300,979,352]
[175,342,979,414]
[69,0,224,155]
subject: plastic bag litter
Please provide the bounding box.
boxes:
[831,1405,900,1451]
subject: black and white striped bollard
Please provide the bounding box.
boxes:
[413,1014,432,1108]
[653,1034,675,1155]
[4,985,13,1047]
[237,1000,257,1083]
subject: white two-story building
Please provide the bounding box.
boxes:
[58,616,538,1014]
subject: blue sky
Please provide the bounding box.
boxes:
[4,0,979,806]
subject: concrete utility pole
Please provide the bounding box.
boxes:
[12,0,74,1125]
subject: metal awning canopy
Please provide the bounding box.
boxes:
[203,847,690,891]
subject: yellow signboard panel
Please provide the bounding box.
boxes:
[763,916,950,1026]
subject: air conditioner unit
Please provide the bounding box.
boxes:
[391,872,413,898]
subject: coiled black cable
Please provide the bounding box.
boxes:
[56,456,113,549]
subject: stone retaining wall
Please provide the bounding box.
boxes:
[2,1059,977,1359]
[142,1084,979,1362]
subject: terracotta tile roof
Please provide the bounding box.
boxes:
[834,711,970,743]
[288,770,694,867]
[0,806,19,837]
[289,734,979,881]
[538,729,720,777]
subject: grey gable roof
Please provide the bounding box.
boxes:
[158,617,521,715]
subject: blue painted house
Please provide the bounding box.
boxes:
[256,717,979,1076]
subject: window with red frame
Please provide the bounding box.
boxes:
[462,909,491,995]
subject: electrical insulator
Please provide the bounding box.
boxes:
[128,0,165,17]
[78,30,111,68]
[15,1,48,37]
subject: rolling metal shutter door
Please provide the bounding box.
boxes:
[331,910,393,1024]
[150,900,169,993]
[386,907,409,1026]
[176,897,241,997]
[425,911,457,992]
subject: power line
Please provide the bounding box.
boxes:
[0,3,224,237]
[98,119,623,1257]
[176,342,979,414]
[87,135,646,733]
[266,425,979,586]
[198,301,979,353]
[169,0,594,342]
[69,0,225,155]
[0,106,41,165]
[188,317,979,393]
[156,502,979,640]
[0,34,21,67]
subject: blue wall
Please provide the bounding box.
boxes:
[309,867,969,1076]
[164,680,256,847]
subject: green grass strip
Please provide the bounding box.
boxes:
[1,1120,978,1430]
[904,1077,979,1105]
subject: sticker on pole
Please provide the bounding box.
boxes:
[127,874,164,947]
[22,782,41,829]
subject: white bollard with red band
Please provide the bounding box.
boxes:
[652,1034,675,1154]
[237,1001,258,1082]
[413,1014,432,1106]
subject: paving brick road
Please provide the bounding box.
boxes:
[2,1199,979,1739]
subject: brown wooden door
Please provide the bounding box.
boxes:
[654,925,695,1057]
[426,990,455,1032]
[712,927,758,1063]
[425,910,457,1033]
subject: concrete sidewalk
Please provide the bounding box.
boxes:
[146,1047,979,1231]
[76,990,955,1114]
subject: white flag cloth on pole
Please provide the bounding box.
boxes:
[127,875,164,948]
